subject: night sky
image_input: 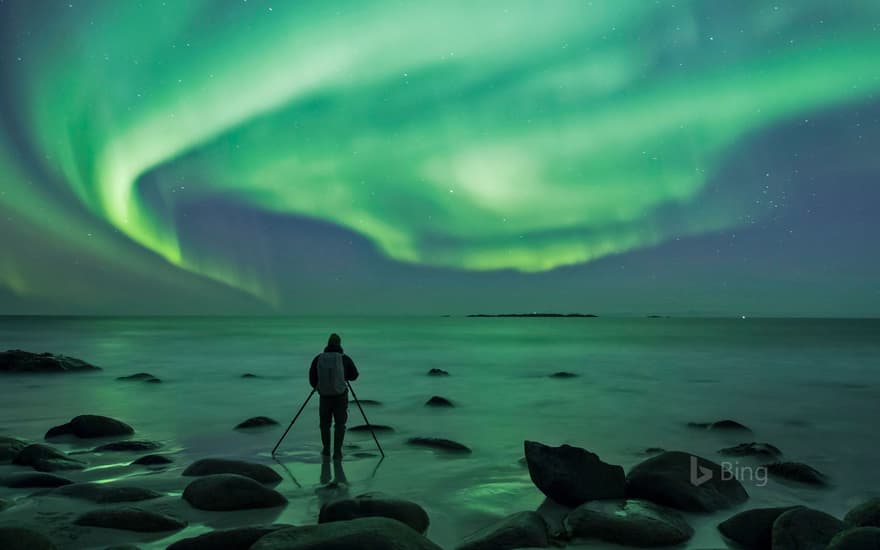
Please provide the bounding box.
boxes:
[1,1,878,316]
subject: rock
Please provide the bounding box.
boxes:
[241,373,259,378]
[425,396,453,407]
[772,507,845,550]
[92,440,161,452]
[0,349,100,373]
[625,450,749,512]
[167,524,293,550]
[0,498,11,511]
[427,368,449,376]
[688,419,752,433]
[564,499,694,547]
[549,372,577,378]
[718,506,798,550]
[73,507,186,532]
[846,498,880,528]
[763,461,828,486]
[235,416,279,429]
[349,424,394,433]
[12,443,86,472]
[104,546,141,550]
[407,437,471,454]
[3,472,73,488]
[51,482,162,503]
[320,493,430,533]
[131,454,173,466]
[183,474,287,511]
[116,372,160,383]
[0,435,26,461]
[0,527,57,549]
[644,447,666,455]
[182,458,281,484]
[45,414,134,439]
[827,527,880,550]
[251,517,442,550]
[719,442,782,460]
[524,440,625,507]
[456,511,549,550]
[356,399,381,405]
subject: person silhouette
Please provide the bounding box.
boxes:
[309,333,359,460]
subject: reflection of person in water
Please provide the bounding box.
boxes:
[317,459,349,505]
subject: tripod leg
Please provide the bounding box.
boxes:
[271,388,316,456]
[347,381,385,458]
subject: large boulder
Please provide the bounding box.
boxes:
[73,507,186,532]
[763,462,828,486]
[718,506,798,550]
[0,436,26,461]
[182,474,287,511]
[131,454,173,466]
[51,482,162,503]
[625,450,748,512]
[524,440,625,507]
[92,440,160,452]
[182,458,281,484]
[0,527,57,549]
[251,517,442,550]
[166,524,293,550]
[456,511,549,550]
[3,472,73,488]
[718,442,782,460]
[772,507,845,550]
[564,499,694,547]
[235,417,279,429]
[0,350,100,373]
[45,415,134,439]
[12,443,86,472]
[828,527,880,550]
[846,498,880,528]
[407,437,471,454]
[319,493,430,534]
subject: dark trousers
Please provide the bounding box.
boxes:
[319,393,348,455]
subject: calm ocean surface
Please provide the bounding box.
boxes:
[1,316,878,548]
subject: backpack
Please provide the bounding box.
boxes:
[316,352,347,396]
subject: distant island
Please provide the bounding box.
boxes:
[467,313,598,318]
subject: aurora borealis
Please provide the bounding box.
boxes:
[1,1,878,315]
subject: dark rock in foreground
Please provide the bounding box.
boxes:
[828,527,880,550]
[12,443,86,472]
[51,482,162,503]
[183,474,287,511]
[0,436,26,461]
[772,507,844,550]
[235,416,279,429]
[3,472,73,488]
[0,527,57,549]
[167,524,293,550]
[349,424,394,433]
[73,507,187,532]
[425,396,453,407]
[763,461,828,486]
[719,442,782,460]
[407,437,471,454]
[92,440,161,452]
[45,414,134,439]
[182,458,281,484]
[116,372,160,383]
[0,349,100,373]
[549,372,578,378]
[251,517,442,550]
[320,493,430,533]
[846,498,880,528]
[524,440,625,507]
[625,450,749,512]
[565,499,694,547]
[688,419,753,433]
[718,506,798,550]
[131,454,173,466]
[427,368,449,376]
[456,511,549,550]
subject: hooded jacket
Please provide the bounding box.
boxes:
[309,343,359,396]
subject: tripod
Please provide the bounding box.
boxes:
[271,382,385,458]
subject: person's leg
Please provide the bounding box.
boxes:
[318,396,332,457]
[332,394,349,460]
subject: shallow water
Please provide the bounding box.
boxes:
[1,316,879,549]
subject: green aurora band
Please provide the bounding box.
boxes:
[1,1,879,307]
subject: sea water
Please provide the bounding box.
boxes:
[1,316,878,548]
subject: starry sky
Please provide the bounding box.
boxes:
[0,0,878,316]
